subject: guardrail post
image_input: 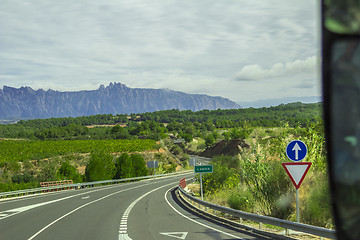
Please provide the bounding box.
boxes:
[286,229,290,235]
[239,217,243,224]
[259,222,263,230]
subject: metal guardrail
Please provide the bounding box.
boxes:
[0,170,193,199]
[178,186,336,239]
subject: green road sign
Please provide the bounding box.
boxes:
[194,165,213,173]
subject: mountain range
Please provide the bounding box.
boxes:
[0,83,240,119]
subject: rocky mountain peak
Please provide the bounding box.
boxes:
[0,82,240,119]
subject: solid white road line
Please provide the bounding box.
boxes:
[0,183,131,221]
[0,182,125,204]
[164,187,245,240]
[27,184,147,240]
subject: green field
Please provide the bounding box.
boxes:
[0,139,156,163]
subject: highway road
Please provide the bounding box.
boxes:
[189,155,211,166]
[0,172,269,240]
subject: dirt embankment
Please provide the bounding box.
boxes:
[199,139,250,158]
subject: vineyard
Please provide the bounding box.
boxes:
[0,139,157,163]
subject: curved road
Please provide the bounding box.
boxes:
[0,173,268,240]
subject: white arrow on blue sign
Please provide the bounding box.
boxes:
[286,140,307,161]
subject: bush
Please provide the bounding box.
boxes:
[272,192,294,220]
[238,144,292,215]
[58,161,83,183]
[205,134,215,146]
[212,155,239,170]
[202,162,240,195]
[170,145,183,155]
[228,190,254,212]
[12,172,36,183]
[302,175,333,227]
[183,133,193,143]
[38,160,59,182]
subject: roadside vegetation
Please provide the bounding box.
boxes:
[198,122,332,228]
[0,102,331,228]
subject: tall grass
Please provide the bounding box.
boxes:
[201,123,333,228]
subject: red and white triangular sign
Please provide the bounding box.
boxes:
[282,162,312,189]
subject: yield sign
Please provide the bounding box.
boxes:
[282,162,312,189]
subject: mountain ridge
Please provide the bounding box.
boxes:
[0,82,240,119]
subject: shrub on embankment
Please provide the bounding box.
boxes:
[200,123,333,228]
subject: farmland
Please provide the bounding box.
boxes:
[0,139,156,163]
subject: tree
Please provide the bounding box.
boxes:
[183,133,193,143]
[85,150,115,181]
[205,134,215,146]
[114,153,133,179]
[222,131,231,141]
[114,153,147,179]
[131,154,148,177]
[58,161,82,182]
[110,125,130,139]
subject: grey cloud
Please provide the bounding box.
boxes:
[235,56,320,81]
[296,83,315,89]
[0,0,320,104]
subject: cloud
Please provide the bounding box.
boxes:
[235,56,320,81]
[0,0,320,105]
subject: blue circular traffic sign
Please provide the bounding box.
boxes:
[286,140,307,161]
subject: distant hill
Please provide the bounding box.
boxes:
[0,83,240,119]
[238,96,322,108]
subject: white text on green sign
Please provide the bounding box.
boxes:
[195,165,213,173]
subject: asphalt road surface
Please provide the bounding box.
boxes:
[0,173,269,240]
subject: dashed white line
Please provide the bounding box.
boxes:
[118,181,177,240]
[27,184,146,240]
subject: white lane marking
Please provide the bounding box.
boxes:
[27,184,147,240]
[0,185,120,221]
[81,196,90,199]
[27,178,182,240]
[0,183,118,205]
[118,181,177,240]
[1,173,194,205]
[164,187,245,240]
[0,175,181,205]
[0,212,16,219]
[160,232,188,239]
[0,180,151,220]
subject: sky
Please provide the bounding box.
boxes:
[0,0,321,107]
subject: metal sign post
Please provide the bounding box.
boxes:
[200,173,203,201]
[146,160,158,180]
[153,160,155,179]
[296,189,299,222]
[194,165,213,201]
[284,140,310,223]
